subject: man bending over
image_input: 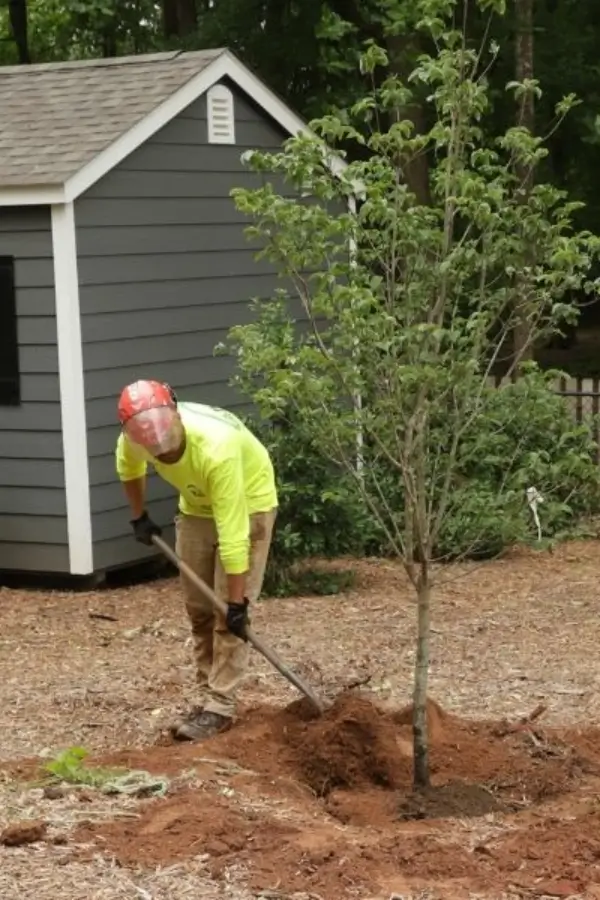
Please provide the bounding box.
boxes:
[115,379,278,741]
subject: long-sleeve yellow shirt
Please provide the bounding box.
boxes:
[115,402,277,575]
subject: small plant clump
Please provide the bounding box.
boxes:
[41,746,169,797]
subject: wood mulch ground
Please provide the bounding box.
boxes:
[2,539,600,899]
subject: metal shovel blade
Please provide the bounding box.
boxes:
[152,535,325,716]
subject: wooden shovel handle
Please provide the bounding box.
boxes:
[152,535,325,716]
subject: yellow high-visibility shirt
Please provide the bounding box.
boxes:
[115,402,278,575]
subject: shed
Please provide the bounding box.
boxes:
[0,48,344,582]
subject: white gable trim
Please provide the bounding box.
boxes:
[0,51,348,208]
[63,50,346,201]
[51,202,94,575]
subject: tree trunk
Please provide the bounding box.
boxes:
[162,0,197,37]
[413,571,431,787]
[176,0,197,34]
[102,27,117,58]
[8,0,30,64]
[513,0,535,366]
[386,34,431,206]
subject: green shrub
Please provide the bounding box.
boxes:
[367,368,600,561]
[245,370,600,587]
[435,370,600,558]
[246,412,378,596]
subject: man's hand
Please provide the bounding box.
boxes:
[226,599,250,641]
[131,510,162,546]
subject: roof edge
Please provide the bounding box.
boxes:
[0,185,65,206]
[0,49,348,208]
[62,48,348,203]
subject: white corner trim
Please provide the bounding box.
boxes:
[0,185,65,207]
[51,202,94,575]
[63,51,348,202]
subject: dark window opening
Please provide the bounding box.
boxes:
[0,256,20,406]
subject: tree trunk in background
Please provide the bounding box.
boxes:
[162,0,197,38]
[387,34,431,206]
[8,0,30,64]
[513,0,535,366]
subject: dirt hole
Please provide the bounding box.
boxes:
[397,781,511,820]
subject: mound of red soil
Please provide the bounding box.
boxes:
[282,693,412,795]
[96,693,600,818]
[69,696,600,899]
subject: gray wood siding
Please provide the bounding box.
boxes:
[76,85,291,569]
[0,207,69,574]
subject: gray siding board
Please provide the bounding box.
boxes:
[79,275,277,314]
[17,287,57,317]
[84,356,232,402]
[88,424,125,458]
[74,198,252,227]
[0,543,70,573]
[82,303,255,342]
[0,231,53,257]
[13,258,57,289]
[0,458,65,488]
[84,330,226,369]
[19,346,59,373]
[0,206,67,572]
[0,431,64,459]
[0,515,68,544]
[76,224,254,256]
[78,251,271,286]
[0,404,63,431]
[85,170,267,199]
[0,208,54,232]
[18,317,62,345]
[19,374,60,403]
[91,479,177,515]
[93,524,175,571]
[0,486,66,517]
[92,499,177,543]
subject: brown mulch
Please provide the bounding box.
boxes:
[3,538,600,899]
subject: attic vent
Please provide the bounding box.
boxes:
[207,84,235,144]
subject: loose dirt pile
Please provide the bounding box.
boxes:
[62,692,600,898]
[282,693,411,795]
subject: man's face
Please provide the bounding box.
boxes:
[156,425,186,465]
[123,406,185,459]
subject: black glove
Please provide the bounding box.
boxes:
[226,599,250,641]
[131,511,162,546]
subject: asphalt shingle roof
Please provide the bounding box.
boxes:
[0,49,225,187]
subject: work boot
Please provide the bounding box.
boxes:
[175,710,232,742]
[169,705,204,739]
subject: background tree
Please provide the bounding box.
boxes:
[8,0,29,63]
[222,0,600,787]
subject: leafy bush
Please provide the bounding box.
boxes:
[246,370,600,587]
[364,368,600,560]
[246,411,378,596]
[435,369,600,558]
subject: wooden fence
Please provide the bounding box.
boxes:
[489,374,600,460]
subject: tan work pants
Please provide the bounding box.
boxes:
[175,509,277,718]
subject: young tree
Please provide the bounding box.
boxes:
[224,0,600,788]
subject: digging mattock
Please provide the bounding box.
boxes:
[152,535,326,716]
